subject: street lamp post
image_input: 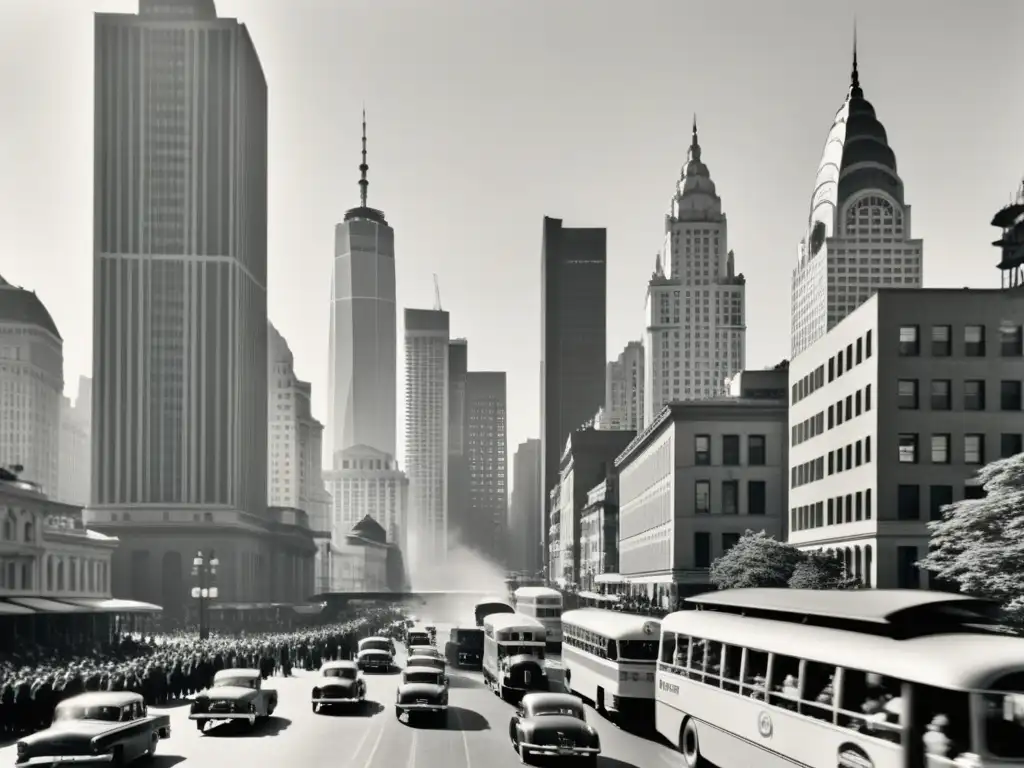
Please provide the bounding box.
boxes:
[190,551,219,640]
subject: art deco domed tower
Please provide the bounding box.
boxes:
[790,37,924,357]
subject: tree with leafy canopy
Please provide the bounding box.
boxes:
[710,530,858,590]
[917,453,1024,619]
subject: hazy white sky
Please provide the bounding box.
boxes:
[1,0,1022,464]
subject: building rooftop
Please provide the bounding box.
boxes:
[0,274,61,339]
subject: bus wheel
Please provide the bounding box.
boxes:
[681,718,707,768]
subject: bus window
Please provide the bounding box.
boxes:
[720,645,742,693]
[982,673,1024,759]
[619,639,658,662]
[837,669,903,744]
[915,684,969,760]
[688,637,706,682]
[703,642,724,686]
[742,649,768,700]
[768,654,800,711]
[606,639,618,661]
[659,632,676,665]
[674,635,690,671]
[800,661,838,723]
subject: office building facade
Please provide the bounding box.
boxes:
[465,371,508,563]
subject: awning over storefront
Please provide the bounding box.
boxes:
[625,574,674,585]
[293,603,325,615]
[578,591,619,603]
[8,597,93,613]
[61,598,162,613]
[594,573,626,584]
[0,601,37,615]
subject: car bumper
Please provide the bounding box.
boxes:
[358,661,392,670]
[520,742,600,756]
[190,713,257,724]
[17,757,116,767]
[398,703,448,711]
[314,697,362,704]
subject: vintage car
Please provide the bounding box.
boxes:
[394,666,449,724]
[311,660,367,712]
[445,626,484,669]
[509,692,601,766]
[356,636,395,673]
[406,654,448,686]
[189,668,278,731]
[406,628,432,650]
[15,692,171,768]
[411,645,443,661]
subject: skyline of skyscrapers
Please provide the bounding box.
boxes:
[540,216,607,576]
[326,111,398,462]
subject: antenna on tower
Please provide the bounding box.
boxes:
[433,274,442,311]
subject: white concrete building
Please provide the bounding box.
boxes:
[326,111,397,461]
[787,288,1024,589]
[790,48,923,359]
[323,444,408,552]
[596,341,644,432]
[58,376,91,506]
[615,371,787,605]
[403,308,449,575]
[644,120,745,425]
[0,275,62,497]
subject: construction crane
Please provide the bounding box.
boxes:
[433,274,442,311]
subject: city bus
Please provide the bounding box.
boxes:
[474,597,514,627]
[482,613,549,700]
[513,586,564,646]
[656,587,1024,768]
[560,608,660,720]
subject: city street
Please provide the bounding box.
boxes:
[1,625,680,768]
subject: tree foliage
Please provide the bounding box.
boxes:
[709,530,858,590]
[917,453,1024,610]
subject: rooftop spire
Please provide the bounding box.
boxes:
[358,108,369,208]
[691,113,698,146]
[850,21,862,95]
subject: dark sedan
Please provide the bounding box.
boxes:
[395,667,448,725]
[189,669,278,731]
[312,660,367,713]
[509,692,600,766]
[16,692,171,767]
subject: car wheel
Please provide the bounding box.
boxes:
[147,733,159,756]
[111,746,125,768]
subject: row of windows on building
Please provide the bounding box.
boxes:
[897,378,1023,412]
[792,435,872,489]
[792,384,873,447]
[693,479,767,516]
[791,489,872,532]
[898,323,1023,358]
[694,434,767,466]
[897,432,1023,466]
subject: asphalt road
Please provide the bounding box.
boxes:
[1,623,681,768]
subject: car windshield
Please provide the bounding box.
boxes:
[617,640,659,661]
[54,705,123,723]
[408,634,429,646]
[361,640,390,652]
[455,630,483,649]
[531,705,583,719]
[324,668,357,680]
[404,672,440,685]
[410,658,443,670]
[214,677,256,689]
[501,645,545,660]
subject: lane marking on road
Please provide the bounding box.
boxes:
[455,709,472,768]
[358,716,388,768]
[406,728,418,768]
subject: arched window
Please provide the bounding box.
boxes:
[56,559,65,591]
[864,545,873,588]
[23,520,33,543]
[2,518,12,540]
[843,194,904,238]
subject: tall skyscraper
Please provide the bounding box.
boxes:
[540,216,606,576]
[466,371,507,563]
[509,438,541,575]
[58,376,92,505]
[446,339,469,547]
[790,43,922,358]
[89,0,270,615]
[404,308,450,576]
[326,111,397,461]
[596,341,644,431]
[0,275,62,495]
[644,119,745,424]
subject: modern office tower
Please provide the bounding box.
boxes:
[90,0,272,615]
[58,376,92,505]
[509,438,542,575]
[596,341,644,431]
[466,371,508,563]
[540,216,606,577]
[645,119,745,424]
[790,43,922,358]
[447,339,469,547]
[0,275,62,495]
[326,111,396,461]
[404,308,450,576]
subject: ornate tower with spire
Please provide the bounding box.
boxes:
[326,111,398,465]
[790,32,923,357]
[642,116,746,424]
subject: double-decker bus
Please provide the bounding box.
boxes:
[513,586,563,646]
[656,587,1024,768]
[560,608,660,720]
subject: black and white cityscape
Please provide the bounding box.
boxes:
[1,1,1023,767]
